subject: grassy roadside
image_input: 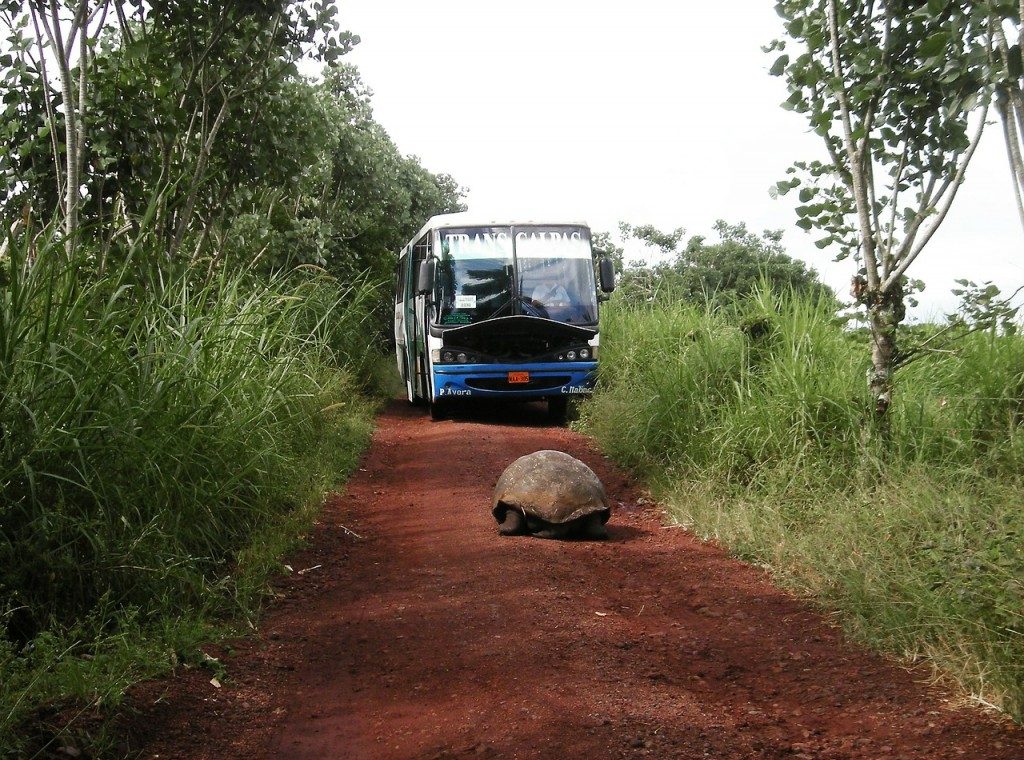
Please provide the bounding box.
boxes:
[0,400,376,757]
[0,234,388,756]
[580,290,1024,720]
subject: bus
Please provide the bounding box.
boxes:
[394,213,615,422]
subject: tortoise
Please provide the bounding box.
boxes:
[492,450,611,540]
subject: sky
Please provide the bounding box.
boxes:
[338,1,1022,318]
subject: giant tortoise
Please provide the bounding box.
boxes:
[492,450,611,540]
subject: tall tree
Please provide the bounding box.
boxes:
[0,0,114,253]
[771,0,988,419]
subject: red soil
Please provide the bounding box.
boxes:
[126,400,1024,759]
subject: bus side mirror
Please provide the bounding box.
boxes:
[416,258,435,295]
[598,256,616,293]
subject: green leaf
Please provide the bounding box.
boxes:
[919,32,948,60]
[959,91,980,113]
[124,40,150,62]
[770,54,789,77]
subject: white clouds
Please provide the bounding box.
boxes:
[341,0,1022,316]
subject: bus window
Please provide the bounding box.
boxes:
[515,227,598,325]
[395,255,407,303]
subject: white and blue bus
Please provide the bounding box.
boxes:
[394,213,615,421]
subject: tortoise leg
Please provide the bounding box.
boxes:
[533,527,563,540]
[498,509,527,536]
[577,513,609,540]
[533,520,571,540]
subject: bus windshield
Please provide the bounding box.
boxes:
[435,225,597,326]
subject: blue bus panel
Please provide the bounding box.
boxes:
[433,362,597,400]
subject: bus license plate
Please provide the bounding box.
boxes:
[508,371,530,384]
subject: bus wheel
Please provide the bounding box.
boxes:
[547,396,568,425]
[430,399,450,421]
[412,356,429,406]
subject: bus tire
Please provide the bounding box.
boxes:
[430,399,450,421]
[547,396,569,425]
[413,355,430,406]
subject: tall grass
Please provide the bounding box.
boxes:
[581,287,1024,718]
[0,229,381,754]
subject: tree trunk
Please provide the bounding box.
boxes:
[993,17,1024,235]
[866,287,904,425]
[33,0,91,256]
[169,92,230,260]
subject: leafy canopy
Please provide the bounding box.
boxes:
[769,0,986,293]
[615,220,836,308]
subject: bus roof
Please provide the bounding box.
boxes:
[402,212,591,254]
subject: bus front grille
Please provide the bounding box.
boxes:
[465,376,572,392]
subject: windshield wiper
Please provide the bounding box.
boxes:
[491,293,543,318]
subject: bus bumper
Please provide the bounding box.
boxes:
[432,362,597,400]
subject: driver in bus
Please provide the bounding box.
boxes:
[530,272,571,308]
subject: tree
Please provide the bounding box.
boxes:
[616,220,835,307]
[0,0,112,253]
[1,1,354,256]
[1,0,464,351]
[771,0,988,419]
[212,66,464,280]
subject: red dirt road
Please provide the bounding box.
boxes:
[129,401,1024,759]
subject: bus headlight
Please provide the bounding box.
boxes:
[442,351,455,362]
[457,352,468,363]
[566,350,577,360]
[579,348,590,359]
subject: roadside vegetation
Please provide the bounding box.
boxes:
[581,3,1024,721]
[581,286,1024,719]
[0,2,460,755]
[0,237,381,754]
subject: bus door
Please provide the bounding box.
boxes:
[408,233,432,402]
[394,252,410,395]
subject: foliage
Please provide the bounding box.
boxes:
[950,279,1022,334]
[614,220,836,308]
[0,227,379,754]
[0,0,355,250]
[0,2,462,300]
[0,3,462,752]
[770,1,987,264]
[581,291,1024,718]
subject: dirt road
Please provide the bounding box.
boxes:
[128,401,1024,759]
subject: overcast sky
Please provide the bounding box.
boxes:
[339,1,1022,318]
